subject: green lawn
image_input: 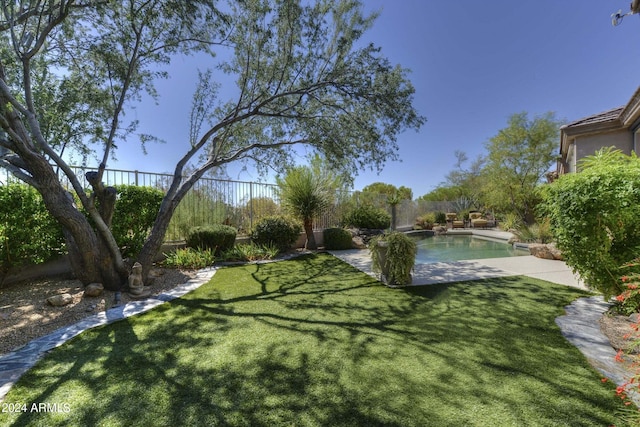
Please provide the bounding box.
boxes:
[0,253,629,426]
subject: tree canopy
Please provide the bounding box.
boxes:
[419,112,561,222]
[481,112,561,222]
[0,0,424,287]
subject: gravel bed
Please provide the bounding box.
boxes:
[0,268,197,356]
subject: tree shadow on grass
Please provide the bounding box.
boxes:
[1,254,624,426]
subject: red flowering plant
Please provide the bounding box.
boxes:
[613,259,640,316]
[611,258,640,415]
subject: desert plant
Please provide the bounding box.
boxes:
[513,219,553,244]
[186,224,237,255]
[499,212,522,231]
[434,211,447,224]
[415,212,436,230]
[342,205,391,230]
[162,247,215,269]
[277,160,340,249]
[323,228,353,250]
[251,216,302,252]
[369,231,417,286]
[219,243,279,262]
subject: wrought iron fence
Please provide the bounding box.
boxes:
[0,165,449,240]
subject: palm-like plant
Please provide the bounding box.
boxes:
[277,160,340,250]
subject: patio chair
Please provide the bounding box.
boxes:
[446,213,465,229]
[469,212,488,228]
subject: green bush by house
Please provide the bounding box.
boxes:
[541,148,640,298]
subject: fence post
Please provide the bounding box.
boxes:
[134,170,139,186]
[249,181,254,231]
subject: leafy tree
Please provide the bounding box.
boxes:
[0,0,424,289]
[418,151,484,216]
[361,182,412,201]
[540,148,640,298]
[482,112,561,223]
[358,182,412,229]
[277,157,340,250]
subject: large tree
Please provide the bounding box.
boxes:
[481,112,560,223]
[0,0,424,289]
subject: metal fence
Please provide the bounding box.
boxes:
[1,166,453,240]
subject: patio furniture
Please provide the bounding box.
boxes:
[469,212,488,228]
[446,213,465,229]
[445,213,463,229]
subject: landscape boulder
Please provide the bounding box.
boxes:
[84,283,104,297]
[529,243,563,261]
[351,235,367,249]
[47,293,73,307]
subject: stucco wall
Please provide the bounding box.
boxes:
[574,130,632,167]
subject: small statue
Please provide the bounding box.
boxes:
[128,262,145,296]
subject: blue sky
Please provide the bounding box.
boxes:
[114,0,640,198]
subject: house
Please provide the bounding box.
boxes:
[557,86,640,175]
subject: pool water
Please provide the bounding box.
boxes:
[414,235,529,264]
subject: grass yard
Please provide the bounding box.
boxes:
[0,253,629,426]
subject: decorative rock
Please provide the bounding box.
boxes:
[432,225,447,234]
[529,243,563,261]
[84,283,104,297]
[47,293,73,307]
[351,236,367,249]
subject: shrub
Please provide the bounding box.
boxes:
[166,191,230,241]
[323,228,353,250]
[250,216,302,252]
[499,212,522,231]
[415,213,435,230]
[163,247,215,269]
[220,243,280,262]
[111,185,164,258]
[540,148,640,298]
[342,205,391,229]
[0,184,65,271]
[186,224,237,255]
[434,211,447,224]
[513,219,553,244]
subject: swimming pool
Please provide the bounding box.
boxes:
[413,234,529,264]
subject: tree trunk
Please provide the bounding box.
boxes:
[136,197,179,282]
[303,217,317,250]
[22,156,128,290]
